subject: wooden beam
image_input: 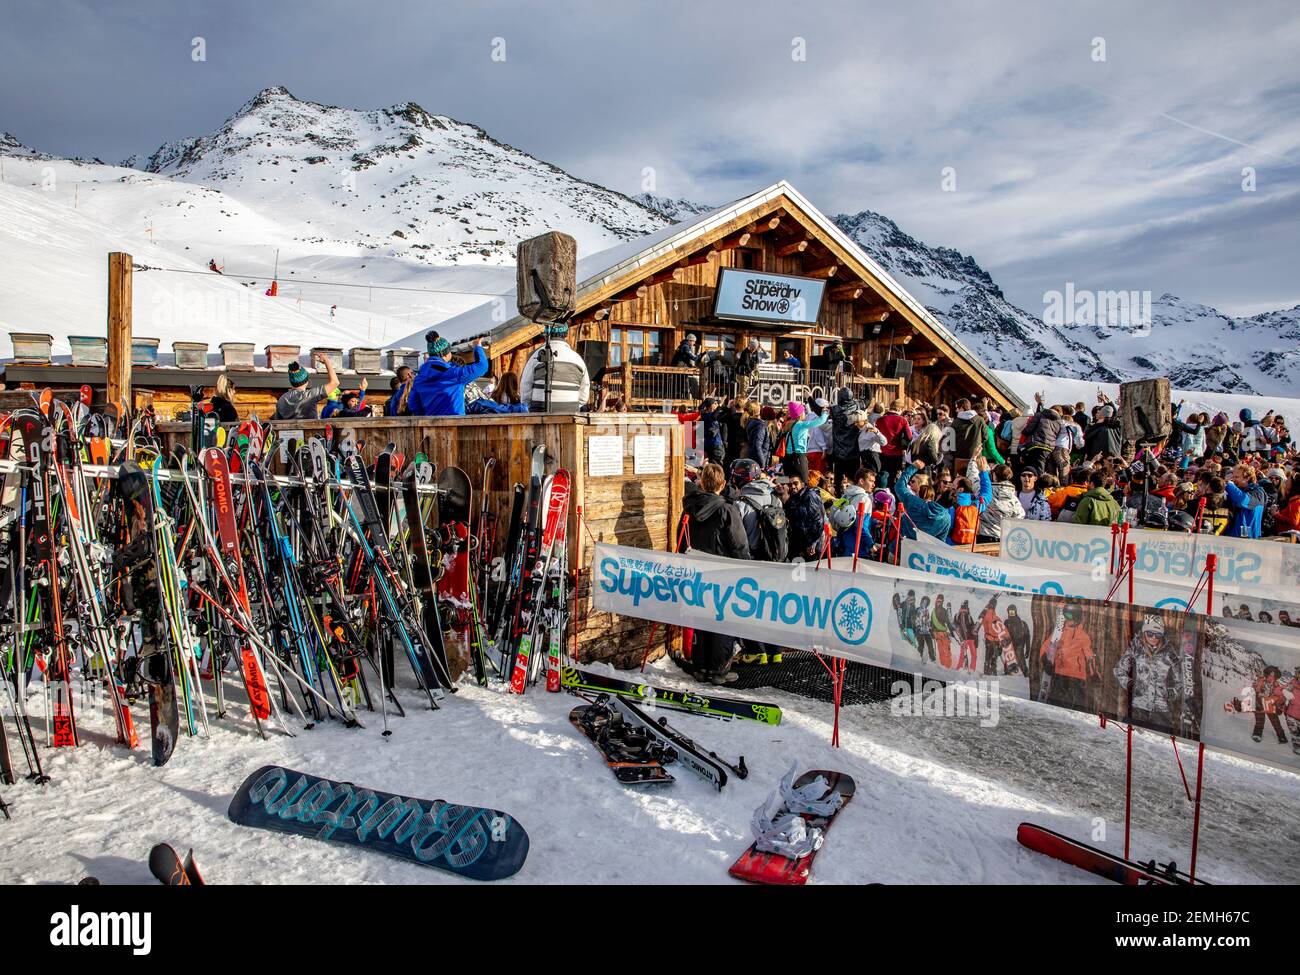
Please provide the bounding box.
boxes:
[711,230,753,253]
[915,356,940,368]
[611,283,649,304]
[746,216,780,235]
[855,306,891,326]
[804,263,838,279]
[775,238,809,258]
[828,283,864,301]
[106,252,132,412]
[683,250,721,268]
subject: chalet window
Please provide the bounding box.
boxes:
[698,332,736,355]
[609,327,663,367]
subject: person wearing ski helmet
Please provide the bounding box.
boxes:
[1251,666,1289,745]
[1038,602,1097,711]
[1113,614,1182,734]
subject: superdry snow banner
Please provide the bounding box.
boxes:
[903,530,1300,625]
[1001,519,1300,595]
[594,542,1300,773]
[592,543,891,659]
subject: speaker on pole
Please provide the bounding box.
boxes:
[578,340,610,377]
[882,358,912,379]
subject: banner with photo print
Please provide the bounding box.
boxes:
[1001,519,1300,595]
[902,530,1300,625]
[594,542,1300,772]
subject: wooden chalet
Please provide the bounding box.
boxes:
[434,181,1025,413]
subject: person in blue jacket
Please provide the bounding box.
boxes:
[407,331,488,416]
[1225,464,1267,538]
[893,460,953,542]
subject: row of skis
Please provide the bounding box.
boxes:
[0,389,1208,886]
[0,386,587,780]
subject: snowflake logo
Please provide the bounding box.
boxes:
[1005,527,1032,561]
[831,587,873,646]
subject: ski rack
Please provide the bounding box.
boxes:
[0,460,441,495]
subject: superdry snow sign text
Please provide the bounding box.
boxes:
[712,269,826,325]
[593,543,878,655]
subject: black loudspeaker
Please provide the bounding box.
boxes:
[882,358,912,379]
[579,340,610,376]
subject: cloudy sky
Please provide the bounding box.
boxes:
[2,0,1298,317]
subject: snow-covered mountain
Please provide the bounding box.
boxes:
[629,193,715,224]
[834,210,1122,382]
[124,86,663,266]
[836,210,1300,398]
[1069,294,1300,396]
[2,86,1294,399]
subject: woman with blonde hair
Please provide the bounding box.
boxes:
[210,373,238,422]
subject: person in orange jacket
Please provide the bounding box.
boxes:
[1038,603,1097,711]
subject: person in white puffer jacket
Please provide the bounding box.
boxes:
[977,464,1026,542]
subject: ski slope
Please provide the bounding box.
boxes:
[1,659,1296,885]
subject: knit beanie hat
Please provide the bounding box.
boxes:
[426,330,451,357]
[787,401,806,421]
[288,361,309,386]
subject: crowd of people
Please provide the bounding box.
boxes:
[250,327,593,423]
[680,387,1300,684]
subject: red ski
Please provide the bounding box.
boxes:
[510,470,570,694]
[1017,823,1210,885]
[203,448,272,725]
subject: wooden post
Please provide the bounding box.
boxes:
[107,252,133,411]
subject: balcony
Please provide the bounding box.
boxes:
[603,362,906,412]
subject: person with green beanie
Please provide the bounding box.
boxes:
[275,352,339,420]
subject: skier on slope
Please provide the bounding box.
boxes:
[1112,615,1182,734]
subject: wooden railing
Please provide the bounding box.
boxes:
[606,362,905,410]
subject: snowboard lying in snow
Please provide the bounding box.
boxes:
[227,765,529,881]
[729,768,855,886]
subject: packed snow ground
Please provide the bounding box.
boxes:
[2,658,1297,885]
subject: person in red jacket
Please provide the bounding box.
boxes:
[1252,667,1288,745]
[875,400,912,493]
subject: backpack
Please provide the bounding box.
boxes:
[738,495,789,562]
